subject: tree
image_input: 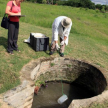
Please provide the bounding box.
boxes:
[37,0,43,3]
[106,5,108,11]
[57,0,95,9]
[95,4,102,10]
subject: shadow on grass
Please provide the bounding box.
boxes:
[24,42,51,55]
[0,37,7,50]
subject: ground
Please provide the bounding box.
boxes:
[0,94,12,108]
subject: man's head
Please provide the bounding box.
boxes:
[61,17,72,28]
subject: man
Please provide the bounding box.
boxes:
[49,16,72,57]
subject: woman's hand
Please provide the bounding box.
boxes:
[17,12,21,16]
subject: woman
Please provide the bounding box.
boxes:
[5,0,24,55]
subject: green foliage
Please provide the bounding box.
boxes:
[25,0,96,9]
[67,64,71,68]
[36,0,43,3]
[42,0,47,4]
[95,4,102,10]
[95,9,100,13]
[101,6,105,13]
[106,5,108,11]
[50,63,55,67]
[96,4,108,12]
[35,80,46,87]
[26,0,35,2]
[57,0,95,9]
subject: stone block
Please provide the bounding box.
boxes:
[31,64,40,80]
[4,83,34,108]
[24,98,33,108]
[39,61,50,73]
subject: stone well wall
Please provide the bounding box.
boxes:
[3,57,108,108]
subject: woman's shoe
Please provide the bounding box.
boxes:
[8,51,14,55]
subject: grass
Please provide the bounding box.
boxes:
[50,63,55,67]
[0,0,108,96]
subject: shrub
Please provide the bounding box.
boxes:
[95,9,100,13]
[101,6,105,13]
[42,0,47,4]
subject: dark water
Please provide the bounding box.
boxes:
[32,82,94,108]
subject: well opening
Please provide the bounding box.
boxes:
[32,81,96,108]
[31,58,107,108]
[3,57,108,108]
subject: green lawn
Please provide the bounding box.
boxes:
[0,0,108,95]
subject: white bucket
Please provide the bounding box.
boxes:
[57,94,68,104]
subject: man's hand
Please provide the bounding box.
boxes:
[60,40,65,46]
[55,43,60,50]
[60,36,67,45]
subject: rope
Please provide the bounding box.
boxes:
[61,80,64,95]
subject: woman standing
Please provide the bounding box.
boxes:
[5,0,24,55]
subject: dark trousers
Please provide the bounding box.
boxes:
[7,21,19,52]
[51,37,65,53]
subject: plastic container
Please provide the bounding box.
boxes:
[24,37,30,43]
[34,33,45,38]
[57,94,68,104]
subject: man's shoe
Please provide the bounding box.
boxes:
[59,52,64,57]
[49,51,54,55]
